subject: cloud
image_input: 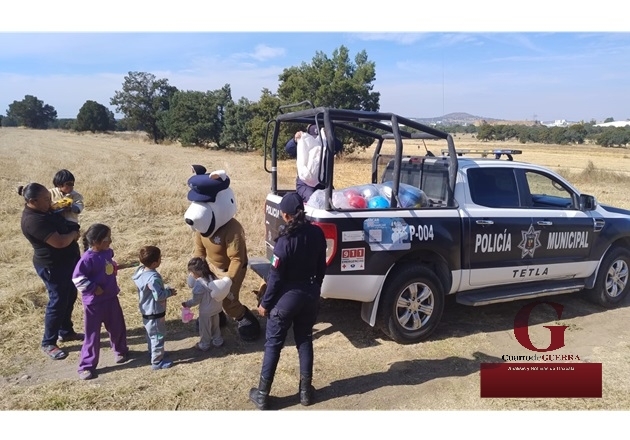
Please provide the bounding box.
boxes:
[232,44,286,62]
[353,33,428,45]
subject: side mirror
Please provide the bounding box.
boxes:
[579,194,597,211]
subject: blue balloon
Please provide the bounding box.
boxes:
[368,195,389,209]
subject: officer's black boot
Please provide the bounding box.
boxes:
[249,376,272,410]
[299,376,315,406]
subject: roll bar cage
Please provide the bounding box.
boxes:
[263,103,458,209]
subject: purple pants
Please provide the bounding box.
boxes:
[79,296,128,372]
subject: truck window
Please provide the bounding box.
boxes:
[524,170,575,209]
[380,157,450,205]
[468,168,520,208]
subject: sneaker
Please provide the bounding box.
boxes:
[58,332,84,343]
[78,370,94,380]
[212,337,224,348]
[195,342,211,352]
[151,359,173,370]
[114,352,129,364]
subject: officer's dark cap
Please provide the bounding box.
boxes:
[279,192,304,215]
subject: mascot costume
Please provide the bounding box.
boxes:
[184,165,261,341]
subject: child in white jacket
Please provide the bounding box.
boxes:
[183,257,232,351]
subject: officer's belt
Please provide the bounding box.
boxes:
[142,312,166,320]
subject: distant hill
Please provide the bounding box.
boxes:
[410,112,500,126]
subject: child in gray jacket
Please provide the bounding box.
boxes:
[132,246,177,370]
[183,257,232,351]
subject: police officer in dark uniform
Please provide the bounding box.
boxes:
[249,192,327,410]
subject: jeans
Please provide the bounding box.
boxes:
[260,286,320,380]
[35,262,79,347]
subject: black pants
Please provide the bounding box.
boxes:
[260,286,320,380]
[35,262,79,346]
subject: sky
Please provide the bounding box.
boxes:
[1,2,629,123]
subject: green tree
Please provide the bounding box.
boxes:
[52,119,76,130]
[75,100,115,132]
[604,117,614,123]
[1,115,18,127]
[477,123,495,141]
[164,84,232,148]
[221,97,255,150]
[6,95,57,129]
[277,45,380,152]
[597,127,630,147]
[110,71,177,143]
[247,88,285,154]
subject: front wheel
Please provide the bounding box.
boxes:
[377,265,445,344]
[586,247,630,308]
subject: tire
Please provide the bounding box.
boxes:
[377,264,445,344]
[586,247,630,308]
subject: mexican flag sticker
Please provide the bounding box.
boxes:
[271,254,281,268]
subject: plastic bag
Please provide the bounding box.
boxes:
[306,189,326,209]
[181,307,194,323]
[296,133,323,187]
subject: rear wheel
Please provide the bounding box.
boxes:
[586,247,630,308]
[377,265,445,344]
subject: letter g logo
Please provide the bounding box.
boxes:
[514,301,568,352]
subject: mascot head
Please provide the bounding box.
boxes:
[184,165,237,237]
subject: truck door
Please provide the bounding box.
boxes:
[463,167,534,287]
[521,169,596,279]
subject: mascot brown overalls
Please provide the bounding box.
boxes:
[184,165,260,341]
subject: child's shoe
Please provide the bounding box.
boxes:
[78,370,94,380]
[195,342,211,352]
[212,337,224,348]
[151,359,173,370]
[115,352,129,364]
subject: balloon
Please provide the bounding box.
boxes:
[360,185,380,199]
[347,194,367,209]
[344,188,361,199]
[368,196,389,209]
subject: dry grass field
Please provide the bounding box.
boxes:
[1,127,629,414]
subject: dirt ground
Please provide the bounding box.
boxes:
[5,293,629,411]
[1,128,629,418]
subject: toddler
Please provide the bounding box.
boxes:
[49,169,84,224]
[132,246,177,370]
[183,257,232,351]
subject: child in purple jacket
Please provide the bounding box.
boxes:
[72,223,128,380]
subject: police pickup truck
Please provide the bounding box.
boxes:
[250,105,630,344]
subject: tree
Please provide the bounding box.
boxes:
[604,117,614,123]
[277,45,380,151]
[6,95,57,129]
[597,127,630,147]
[75,100,115,132]
[278,45,379,111]
[221,97,255,150]
[247,88,286,154]
[110,71,177,143]
[477,123,495,141]
[163,85,232,148]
